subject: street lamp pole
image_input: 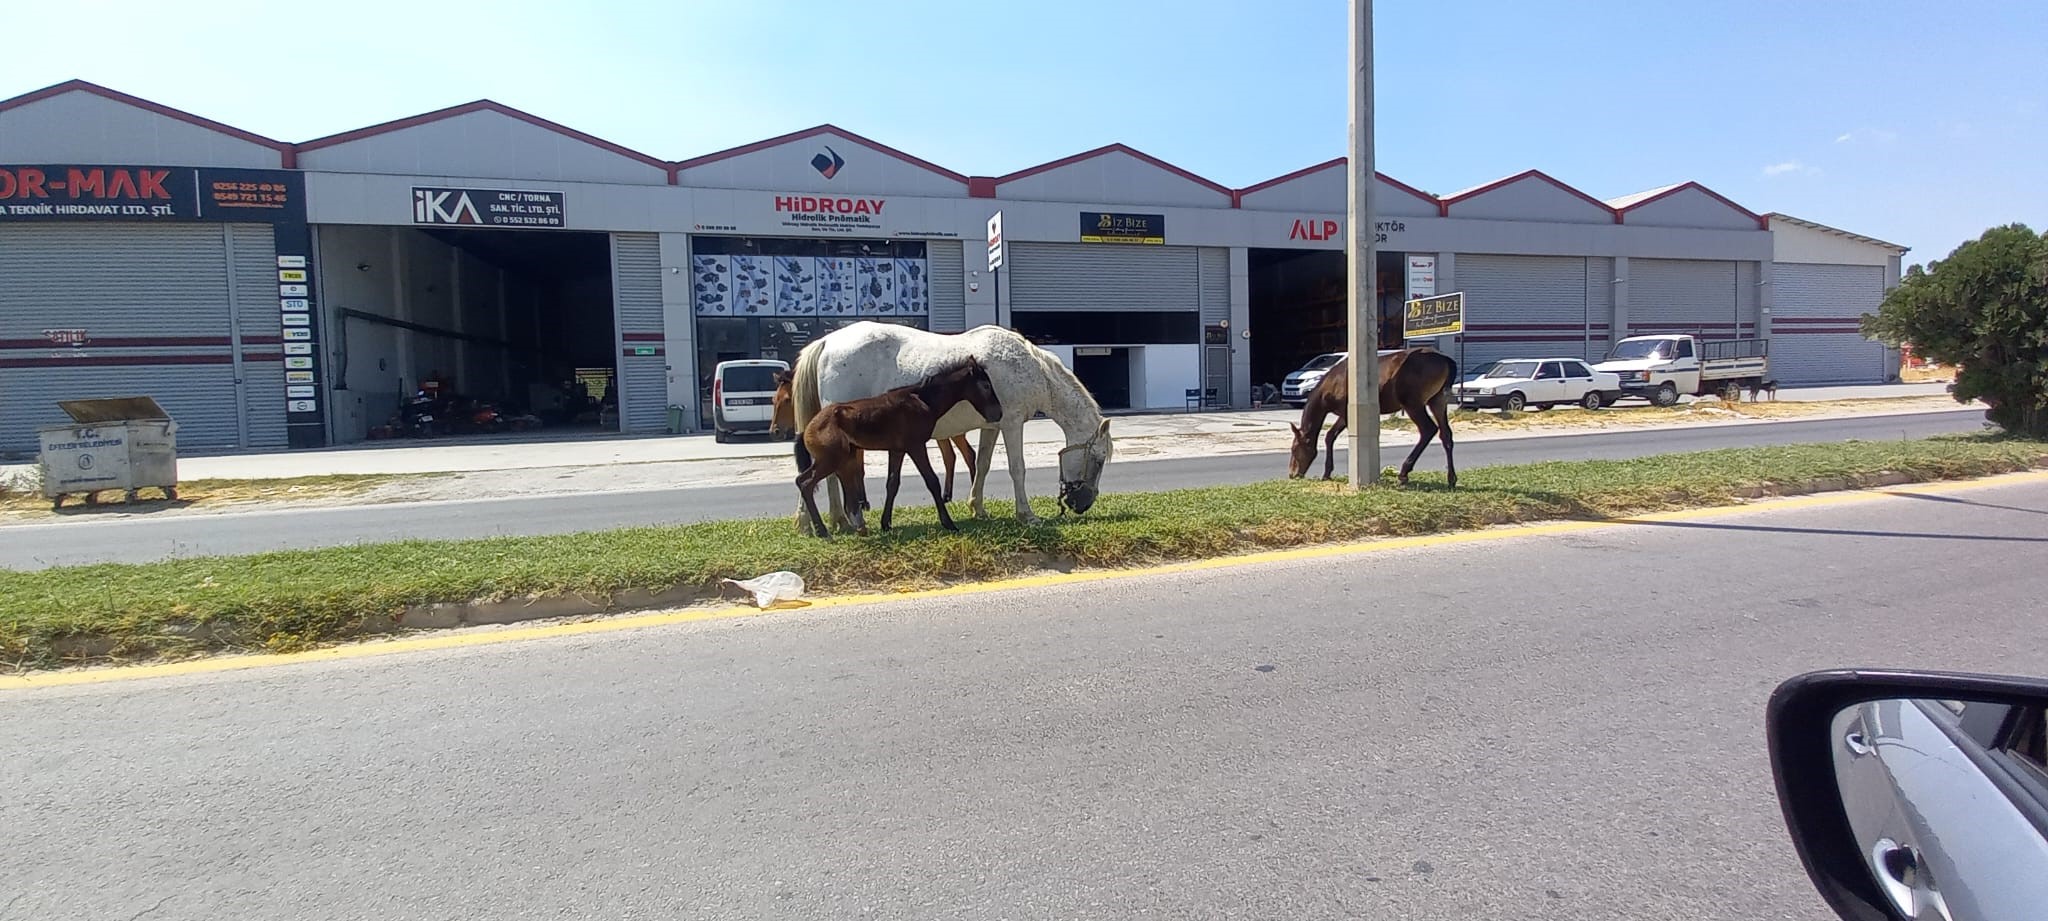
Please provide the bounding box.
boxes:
[1347,0,1381,487]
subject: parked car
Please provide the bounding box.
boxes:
[1594,333,1769,405]
[1769,668,2048,920]
[710,359,790,443]
[1453,358,1620,412]
[1280,350,1403,407]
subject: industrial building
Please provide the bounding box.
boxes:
[0,80,1909,455]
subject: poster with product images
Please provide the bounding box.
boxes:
[691,255,730,315]
[730,254,774,315]
[855,257,896,315]
[773,255,816,316]
[816,257,857,315]
[895,258,928,315]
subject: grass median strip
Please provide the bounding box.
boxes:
[2,435,2040,671]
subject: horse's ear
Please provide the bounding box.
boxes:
[1289,422,1301,436]
[1097,418,1110,436]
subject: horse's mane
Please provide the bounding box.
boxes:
[1024,341,1102,416]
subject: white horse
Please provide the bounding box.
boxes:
[789,321,1114,532]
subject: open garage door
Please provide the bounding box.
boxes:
[318,225,622,444]
[1772,263,1888,384]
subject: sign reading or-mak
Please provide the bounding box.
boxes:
[412,187,565,228]
[1080,211,1165,245]
[1404,291,1465,338]
[987,211,1005,271]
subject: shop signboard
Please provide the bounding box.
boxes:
[1405,291,1465,338]
[0,165,305,223]
[1406,255,1437,299]
[1079,211,1165,245]
[410,187,565,228]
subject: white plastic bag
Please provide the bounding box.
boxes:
[723,571,806,608]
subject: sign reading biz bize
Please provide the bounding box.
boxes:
[1080,211,1166,245]
[412,187,566,228]
[1405,291,1465,338]
[0,165,306,223]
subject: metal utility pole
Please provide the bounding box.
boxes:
[1346,0,1381,487]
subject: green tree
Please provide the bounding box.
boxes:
[1862,224,2048,436]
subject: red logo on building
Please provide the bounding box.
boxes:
[1289,219,1341,241]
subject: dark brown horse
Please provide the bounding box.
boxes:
[795,358,1004,538]
[772,369,979,505]
[1288,349,1459,487]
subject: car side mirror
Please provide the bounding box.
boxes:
[1768,669,2048,921]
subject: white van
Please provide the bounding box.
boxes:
[711,359,790,443]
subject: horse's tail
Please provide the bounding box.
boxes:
[1435,353,1458,402]
[791,336,826,431]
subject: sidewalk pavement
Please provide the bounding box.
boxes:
[4,382,1957,483]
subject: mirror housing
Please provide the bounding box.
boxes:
[1768,669,2048,921]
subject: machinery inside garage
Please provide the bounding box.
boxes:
[317,225,620,443]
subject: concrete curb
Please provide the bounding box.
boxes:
[320,462,2048,636]
[35,459,2045,665]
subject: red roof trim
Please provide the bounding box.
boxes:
[1441,169,1619,222]
[1233,158,1440,208]
[994,143,1235,198]
[295,99,670,170]
[672,124,970,185]
[1613,181,1766,229]
[0,79,291,158]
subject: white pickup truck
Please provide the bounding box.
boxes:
[1593,334,1770,406]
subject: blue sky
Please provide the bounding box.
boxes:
[6,0,2041,261]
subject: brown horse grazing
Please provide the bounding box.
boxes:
[1287,349,1459,487]
[795,358,1005,538]
[772,370,979,505]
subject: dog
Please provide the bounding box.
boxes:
[1746,379,1779,402]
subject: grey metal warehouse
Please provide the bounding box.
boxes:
[0,80,1909,456]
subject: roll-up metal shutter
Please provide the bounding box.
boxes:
[1585,256,1615,360]
[1011,242,1199,311]
[611,232,668,434]
[1452,254,1593,368]
[1772,263,1888,384]
[0,223,242,455]
[926,240,966,332]
[1736,261,1762,339]
[228,223,287,448]
[1199,247,1229,327]
[1199,246,1231,404]
[1630,258,1737,339]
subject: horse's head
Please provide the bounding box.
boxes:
[959,358,1004,426]
[769,369,796,438]
[1287,422,1317,479]
[1057,418,1114,515]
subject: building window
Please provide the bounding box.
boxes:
[1012,311,1199,345]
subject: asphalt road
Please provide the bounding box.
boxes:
[7,475,2045,920]
[0,410,1985,570]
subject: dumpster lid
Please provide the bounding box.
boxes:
[56,396,172,424]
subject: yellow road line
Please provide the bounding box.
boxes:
[7,469,2045,691]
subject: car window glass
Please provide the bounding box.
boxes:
[1538,362,1562,379]
[1567,362,1590,377]
[2005,706,2048,771]
[721,366,782,393]
[1676,339,1695,358]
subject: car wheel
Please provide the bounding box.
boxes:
[713,429,730,444]
[1504,391,1526,413]
[1653,383,1680,407]
[1720,380,1744,403]
[1582,390,1604,410]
